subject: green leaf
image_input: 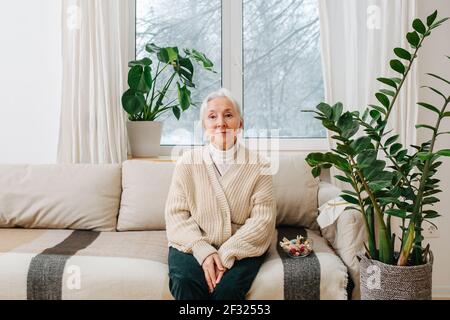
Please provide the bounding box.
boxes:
[145,43,160,53]
[368,181,391,192]
[337,144,355,156]
[362,108,369,122]
[363,160,387,180]
[431,17,450,29]
[337,112,359,139]
[377,77,397,89]
[376,92,390,108]
[121,89,146,116]
[417,102,440,114]
[357,149,377,169]
[436,149,450,157]
[128,65,149,93]
[390,143,402,155]
[370,109,381,122]
[334,175,352,183]
[380,89,395,97]
[311,166,321,178]
[340,194,359,205]
[406,31,420,47]
[390,59,405,74]
[157,47,179,63]
[417,152,433,161]
[177,83,191,111]
[395,149,408,161]
[422,197,440,205]
[422,85,448,101]
[379,197,401,206]
[426,73,450,85]
[413,18,426,34]
[143,66,152,89]
[424,212,441,219]
[423,189,442,197]
[172,106,181,120]
[385,209,407,219]
[369,105,387,115]
[394,47,412,60]
[427,10,438,27]
[385,134,399,146]
[341,190,358,197]
[350,136,373,153]
[128,57,152,67]
[392,77,402,84]
[189,49,214,71]
[177,57,195,83]
[316,103,332,118]
[332,102,344,122]
[415,124,436,132]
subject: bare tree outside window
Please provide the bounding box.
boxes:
[243,0,326,138]
[136,0,221,145]
[136,0,326,145]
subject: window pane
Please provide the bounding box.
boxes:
[243,0,326,138]
[136,0,221,145]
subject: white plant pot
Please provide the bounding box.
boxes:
[127,121,163,157]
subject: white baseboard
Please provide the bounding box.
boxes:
[433,286,450,299]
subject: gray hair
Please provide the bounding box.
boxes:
[200,88,243,125]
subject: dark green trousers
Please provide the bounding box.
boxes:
[168,247,266,300]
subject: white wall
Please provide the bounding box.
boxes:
[417,0,450,299]
[0,0,62,164]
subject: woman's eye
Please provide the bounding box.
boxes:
[225,114,233,118]
[208,115,216,119]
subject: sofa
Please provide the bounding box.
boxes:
[0,152,365,300]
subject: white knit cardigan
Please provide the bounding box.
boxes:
[164,143,277,269]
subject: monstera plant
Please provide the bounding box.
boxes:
[305,10,449,299]
[122,43,215,121]
[122,43,216,157]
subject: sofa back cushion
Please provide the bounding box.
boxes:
[118,153,319,231]
[272,153,319,229]
[117,160,174,231]
[0,164,121,231]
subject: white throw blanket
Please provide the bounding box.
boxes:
[317,197,348,229]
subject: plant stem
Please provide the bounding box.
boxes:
[347,157,375,257]
[349,156,392,262]
[375,31,429,151]
[147,61,161,120]
[398,97,449,265]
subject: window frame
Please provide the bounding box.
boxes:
[131,0,328,154]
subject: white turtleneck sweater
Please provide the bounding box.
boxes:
[208,142,240,177]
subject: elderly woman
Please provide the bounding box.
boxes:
[165,88,276,300]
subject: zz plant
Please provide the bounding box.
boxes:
[122,43,216,121]
[306,11,449,266]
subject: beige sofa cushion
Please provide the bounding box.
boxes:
[0,164,121,231]
[117,160,175,231]
[273,153,320,229]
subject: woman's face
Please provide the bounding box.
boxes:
[203,96,242,150]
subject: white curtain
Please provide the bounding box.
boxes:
[318,0,418,188]
[57,0,132,164]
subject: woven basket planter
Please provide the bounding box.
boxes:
[359,252,433,300]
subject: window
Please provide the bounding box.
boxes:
[136,0,326,149]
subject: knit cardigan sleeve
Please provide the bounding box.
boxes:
[218,168,277,269]
[165,161,217,266]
